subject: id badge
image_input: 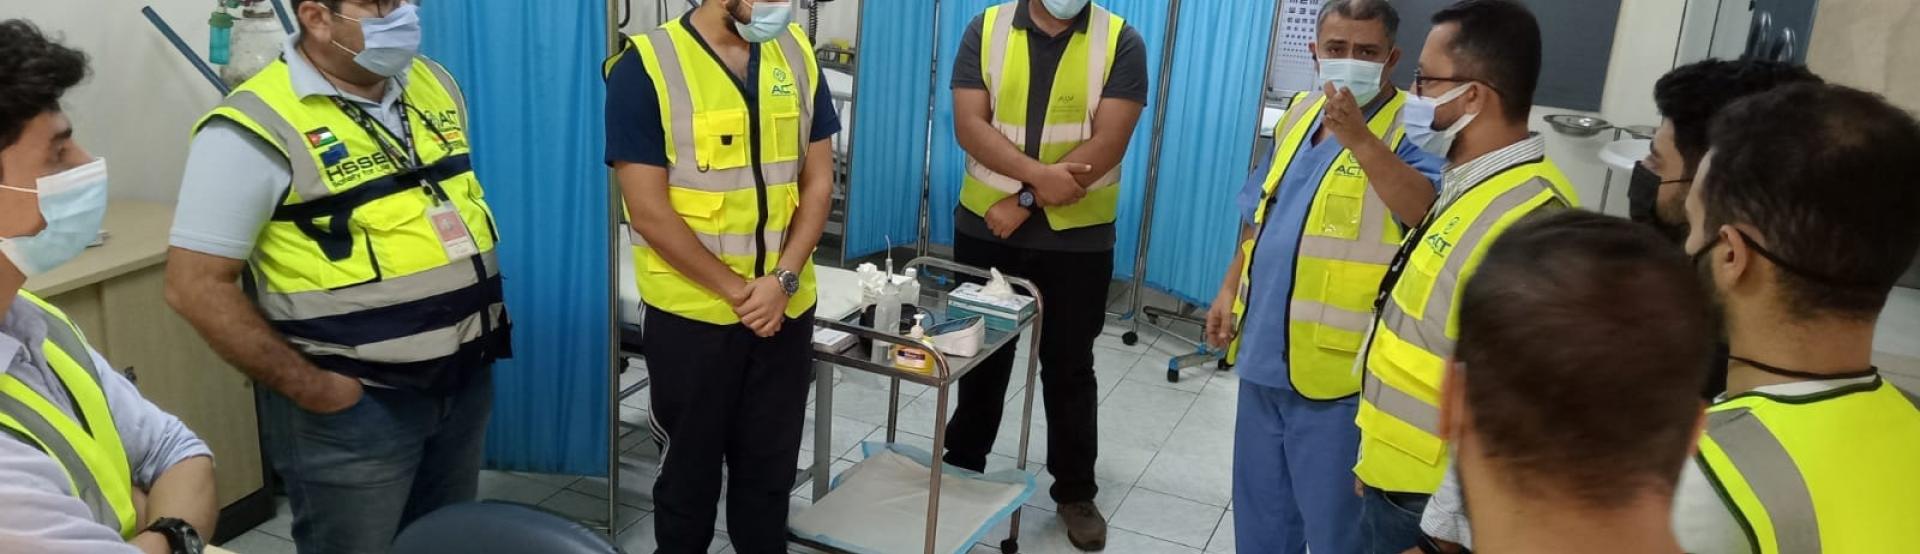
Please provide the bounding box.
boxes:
[428,202,481,259]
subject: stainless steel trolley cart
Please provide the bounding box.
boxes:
[793,257,1044,554]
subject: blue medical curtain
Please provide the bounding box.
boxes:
[422,1,611,475]
[844,0,936,259]
[924,0,1170,280]
[1143,0,1275,304]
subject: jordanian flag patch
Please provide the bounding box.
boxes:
[305,128,339,148]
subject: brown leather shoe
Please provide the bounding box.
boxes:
[1058,500,1108,551]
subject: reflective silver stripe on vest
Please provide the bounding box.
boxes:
[1361,371,1439,435]
[646,30,811,193]
[1083,7,1113,121]
[773,29,816,168]
[287,303,506,364]
[0,303,123,532]
[419,58,468,129]
[1382,177,1555,359]
[1707,408,1823,554]
[982,4,1017,113]
[1290,298,1374,333]
[628,226,788,260]
[255,251,501,321]
[218,90,329,202]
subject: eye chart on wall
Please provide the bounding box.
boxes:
[1267,0,1322,97]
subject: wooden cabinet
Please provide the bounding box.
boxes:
[25,201,268,539]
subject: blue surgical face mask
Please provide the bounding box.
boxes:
[735,1,794,44]
[1042,0,1092,19]
[0,158,109,277]
[333,2,422,78]
[1318,58,1385,106]
[1402,82,1478,157]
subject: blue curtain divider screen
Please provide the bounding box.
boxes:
[844,0,935,259]
[1142,0,1277,305]
[422,1,612,476]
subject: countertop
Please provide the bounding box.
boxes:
[24,201,175,297]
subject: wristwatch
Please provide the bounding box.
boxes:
[146,517,204,554]
[1017,187,1037,208]
[773,268,800,296]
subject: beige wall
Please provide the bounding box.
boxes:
[1806,0,1920,113]
[3,0,231,202]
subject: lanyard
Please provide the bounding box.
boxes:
[332,96,451,203]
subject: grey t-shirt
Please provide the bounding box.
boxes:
[951,2,1150,253]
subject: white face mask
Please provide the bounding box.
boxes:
[332,2,423,78]
[1042,0,1092,19]
[1403,82,1479,157]
[734,1,794,43]
[0,158,110,276]
[1318,58,1386,107]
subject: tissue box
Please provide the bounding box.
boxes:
[947,283,1035,332]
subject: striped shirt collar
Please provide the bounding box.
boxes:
[1437,133,1547,210]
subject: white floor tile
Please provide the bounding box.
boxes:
[801,409,882,460]
[1124,353,1215,394]
[1207,510,1236,553]
[221,530,295,554]
[254,496,293,540]
[824,376,923,427]
[1092,440,1160,485]
[539,489,646,532]
[1098,382,1199,452]
[1109,488,1227,549]
[1135,390,1236,507]
[565,462,657,512]
[478,470,565,505]
[616,514,731,554]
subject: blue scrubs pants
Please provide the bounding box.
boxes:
[1233,379,1363,554]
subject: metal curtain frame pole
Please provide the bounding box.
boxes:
[1250,3,1285,171]
[1120,0,1183,339]
[836,0,868,268]
[605,0,625,539]
[914,0,943,258]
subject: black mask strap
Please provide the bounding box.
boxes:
[1728,355,1878,381]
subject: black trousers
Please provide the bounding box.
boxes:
[644,307,814,554]
[943,233,1112,503]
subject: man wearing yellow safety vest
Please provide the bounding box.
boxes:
[1347,2,1578,552]
[166,1,509,552]
[603,0,838,551]
[947,0,1147,549]
[1667,84,1920,554]
[1200,1,1443,551]
[0,20,217,554]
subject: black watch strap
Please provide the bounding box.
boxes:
[147,517,204,554]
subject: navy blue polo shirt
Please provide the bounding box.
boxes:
[605,18,841,167]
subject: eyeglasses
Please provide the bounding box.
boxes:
[1412,69,1502,98]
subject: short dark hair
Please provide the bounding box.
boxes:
[1700,83,1920,319]
[1431,0,1540,121]
[0,20,89,156]
[1458,210,1713,509]
[1318,0,1401,44]
[1654,59,1821,175]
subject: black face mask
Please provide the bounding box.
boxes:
[1629,164,1690,241]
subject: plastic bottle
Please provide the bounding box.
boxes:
[895,314,932,373]
[870,276,901,363]
[900,268,922,307]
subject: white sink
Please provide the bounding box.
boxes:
[1599,138,1651,172]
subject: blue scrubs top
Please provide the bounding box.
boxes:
[1232,104,1444,391]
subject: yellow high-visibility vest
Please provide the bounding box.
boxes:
[195,56,510,391]
[1698,378,1920,554]
[1227,89,1409,399]
[617,19,821,325]
[0,293,137,538]
[1354,159,1578,493]
[959,2,1125,231]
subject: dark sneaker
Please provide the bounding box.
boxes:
[1058,500,1108,551]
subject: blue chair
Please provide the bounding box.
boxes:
[391,501,619,554]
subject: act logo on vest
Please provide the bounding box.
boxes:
[771,67,794,97]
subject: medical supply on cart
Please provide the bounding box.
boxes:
[900,268,922,305]
[927,315,985,358]
[893,314,934,373]
[947,271,1035,332]
[813,326,858,354]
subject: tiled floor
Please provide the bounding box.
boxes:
[219,321,1239,554]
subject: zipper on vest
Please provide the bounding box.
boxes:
[749,100,770,278]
